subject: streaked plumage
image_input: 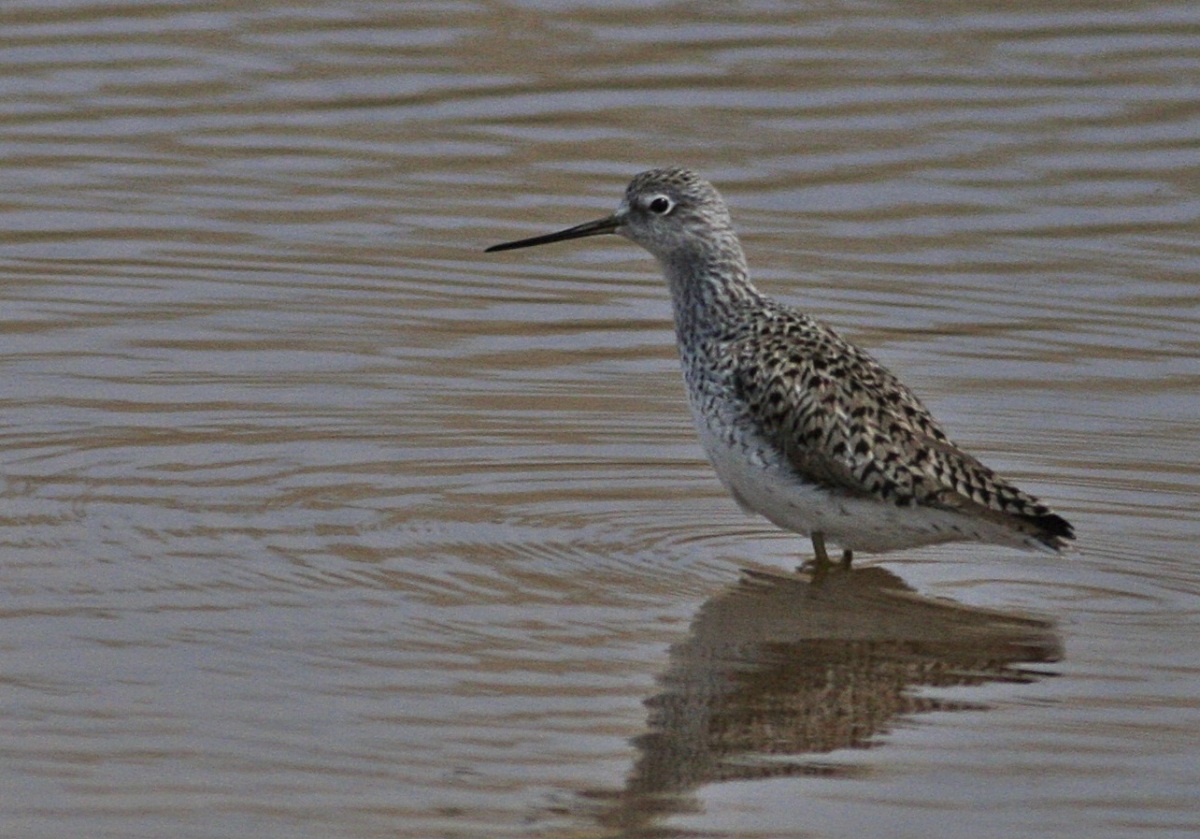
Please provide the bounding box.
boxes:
[487,168,1074,567]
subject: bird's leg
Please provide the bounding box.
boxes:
[796,532,836,582]
[799,533,852,579]
[811,531,832,567]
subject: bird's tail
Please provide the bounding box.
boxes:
[1020,511,1075,553]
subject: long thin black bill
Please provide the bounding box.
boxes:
[485,214,620,253]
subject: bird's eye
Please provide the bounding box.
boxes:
[647,195,674,215]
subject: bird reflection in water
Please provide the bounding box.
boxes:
[579,566,1061,835]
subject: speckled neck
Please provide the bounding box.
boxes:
[659,229,765,350]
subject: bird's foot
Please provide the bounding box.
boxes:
[795,533,852,581]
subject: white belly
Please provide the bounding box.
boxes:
[693,415,1033,554]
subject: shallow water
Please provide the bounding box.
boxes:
[2,2,1198,837]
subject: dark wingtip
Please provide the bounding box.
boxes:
[1031,511,1075,551]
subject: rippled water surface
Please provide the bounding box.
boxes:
[2,2,1198,837]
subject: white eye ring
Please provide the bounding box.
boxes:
[647,195,674,215]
